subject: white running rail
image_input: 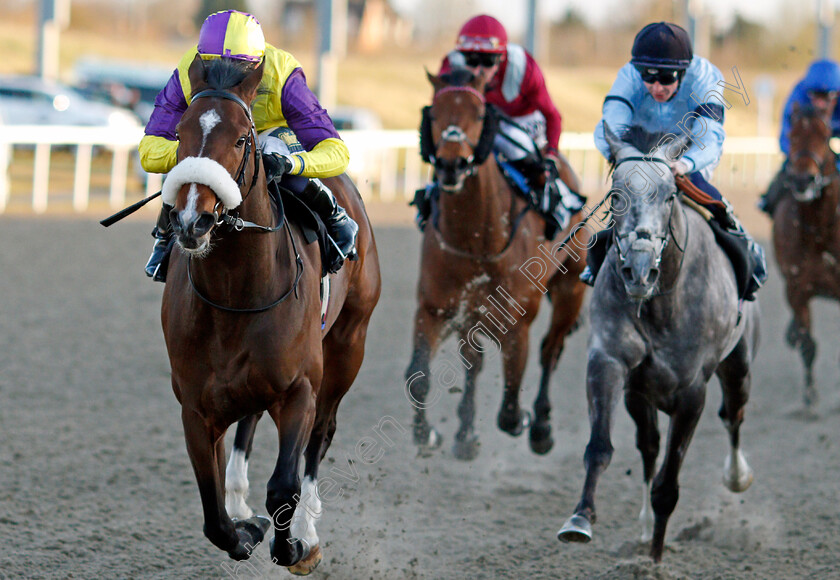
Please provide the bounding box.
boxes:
[0,127,783,214]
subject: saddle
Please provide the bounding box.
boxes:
[269,182,333,277]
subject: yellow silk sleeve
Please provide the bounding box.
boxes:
[139,135,178,174]
[287,137,349,178]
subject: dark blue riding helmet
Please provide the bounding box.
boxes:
[801,59,840,94]
[631,22,693,70]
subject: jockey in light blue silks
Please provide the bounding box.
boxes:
[758,59,840,216]
[582,21,766,301]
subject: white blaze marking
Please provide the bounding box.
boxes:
[199,109,221,155]
[225,449,253,520]
[291,476,322,548]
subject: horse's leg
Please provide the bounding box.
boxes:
[266,381,317,568]
[648,385,706,562]
[531,274,586,455]
[557,350,627,543]
[181,408,268,560]
[453,338,484,460]
[624,388,660,543]
[405,308,450,449]
[784,286,817,406]
[225,413,263,520]
[497,325,531,437]
[289,312,372,575]
[716,337,755,493]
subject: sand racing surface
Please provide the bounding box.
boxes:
[0,215,838,579]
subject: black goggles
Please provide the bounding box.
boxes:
[462,52,501,68]
[808,89,839,100]
[635,66,680,85]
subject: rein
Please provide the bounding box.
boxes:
[187,218,304,313]
[183,89,304,313]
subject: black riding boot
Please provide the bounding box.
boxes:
[717,203,767,301]
[145,203,174,283]
[757,166,787,217]
[298,179,359,272]
[579,228,612,286]
[511,156,585,239]
[411,182,437,231]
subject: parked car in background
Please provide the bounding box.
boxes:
[73,58,172,124]
[0,75,142,128]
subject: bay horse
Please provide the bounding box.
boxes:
[772,103,840,408]
[557,125,758,561]
[160,55,380,574]
[405,69,588,460]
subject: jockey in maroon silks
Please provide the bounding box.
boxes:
[415,14,585,239]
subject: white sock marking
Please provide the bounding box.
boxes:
[225,449,253,520]
[639,481,653,542]
[291,476,322,548]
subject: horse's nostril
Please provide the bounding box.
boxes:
[193,213,216,236]
[621,266,634,283]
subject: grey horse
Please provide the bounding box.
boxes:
[556,125,759,562]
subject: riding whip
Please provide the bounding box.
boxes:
[100,191,161,227]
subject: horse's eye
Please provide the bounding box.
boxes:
[236,136,247,148]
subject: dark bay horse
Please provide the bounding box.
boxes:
[772,103,840,408]
[405,69,588,460]
[557,126,758,561]
[160,56,380,574]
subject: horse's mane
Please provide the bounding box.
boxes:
[440,67,476,87]
[620,125,669,155]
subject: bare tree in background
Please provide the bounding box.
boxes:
[194,0,249,30]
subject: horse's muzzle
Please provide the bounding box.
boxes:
[171,209,215,252]
[621,249,660,300]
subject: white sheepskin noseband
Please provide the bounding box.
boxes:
[161,156,243,209]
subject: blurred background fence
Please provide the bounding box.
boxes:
[0,128,782,214]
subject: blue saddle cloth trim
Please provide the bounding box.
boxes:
[688,172,723,202]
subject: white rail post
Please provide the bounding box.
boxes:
[73,144,92,212]
[32,143,51,213]
[109,146,129,208]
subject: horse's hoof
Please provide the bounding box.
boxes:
[557,515,592,543]
[498,409,531,437]
[452,435,480,461]
[270,536,308,567]
[529,422,554,455]
[804,384,818,408]
[227,515,271,560]
[413,424,443,450]
[723,451,754,493]
[288,545,322,576]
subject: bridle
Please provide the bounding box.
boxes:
[420,85,496,191]
[785,113,838,202]
[611,156,688,298]
[184,88,304,313]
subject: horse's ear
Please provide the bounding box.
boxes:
[426,68,444,93]
[239,59,265,103]
[603,123,629,158]
[188,54,207,91]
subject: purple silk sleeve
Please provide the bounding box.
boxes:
[280,68,341,150]
[144,70,188,140]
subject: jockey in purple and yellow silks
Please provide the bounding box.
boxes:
[141,10,358,281]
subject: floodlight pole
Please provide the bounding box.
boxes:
[818,0,833,59]
[525,0,537,56]
[316,0,347,111]
[36,0,69,80]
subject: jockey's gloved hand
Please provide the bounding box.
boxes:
[669,159,691,176]
[263,153,294,183]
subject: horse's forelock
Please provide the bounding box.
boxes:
[199,58,255,92]
[439,67,477,88]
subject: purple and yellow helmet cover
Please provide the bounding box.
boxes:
[198,10,265,62]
